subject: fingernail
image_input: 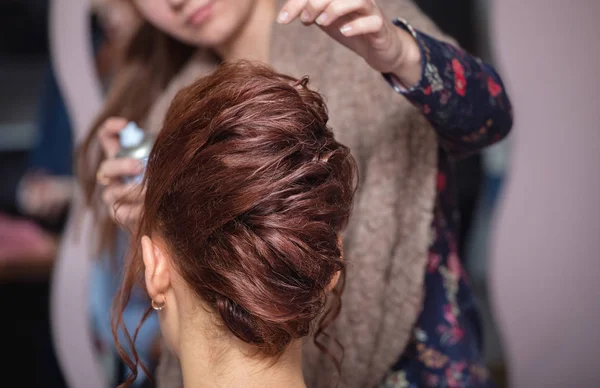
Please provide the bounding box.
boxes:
[340,25,352,35]
[300,10,310,23]
[277,10,288,23]
[316,13,327,25]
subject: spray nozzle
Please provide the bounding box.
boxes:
[119,122,145,148]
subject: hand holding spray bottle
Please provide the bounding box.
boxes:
[116,122,154,184]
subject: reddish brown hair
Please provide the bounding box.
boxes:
[115,61,358,386]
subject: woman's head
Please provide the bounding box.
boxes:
[116,61,357,382]
[132,0,262,48]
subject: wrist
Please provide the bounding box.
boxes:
[390,25,422,89]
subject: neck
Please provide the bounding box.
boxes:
[178,334,306,388]
[215,0,277,62]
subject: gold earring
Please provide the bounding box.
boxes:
[152,294,166,311]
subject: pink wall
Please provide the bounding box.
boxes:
[489,1,600,387]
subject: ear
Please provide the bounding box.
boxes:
[141,235,171,300]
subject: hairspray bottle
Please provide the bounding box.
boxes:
[116,122,154,184]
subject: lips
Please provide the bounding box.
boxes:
[187,2,214,26]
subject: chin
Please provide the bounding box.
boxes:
[174,29,226,50]
[184,8,246,49]
[194,25,237,48]
[190,35,229,49]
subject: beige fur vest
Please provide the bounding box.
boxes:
[148,2,456,387]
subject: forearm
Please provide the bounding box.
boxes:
[385,19,514,156]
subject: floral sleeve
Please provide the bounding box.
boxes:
[384,19,514,156]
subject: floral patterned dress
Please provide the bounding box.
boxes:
[380,19,513,387]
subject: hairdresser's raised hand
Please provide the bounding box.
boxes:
[278,0,422,87]
[96,117,145,230]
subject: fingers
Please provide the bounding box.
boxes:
[278,0,377,27]
[101,183,145,227]
[316,0,370,27]
[98,117,128,158]
[101,183,145,208]
[302,0,329,24]
[278,0,308,24]
[339,14,384,37]
[97,157,143,183]
[113,203,143,230]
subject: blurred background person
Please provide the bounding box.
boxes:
[15,0,139,228]
[74,0,512,387]
[0,0,138,386]
[87,1,149,386]
[87,1,151,387]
